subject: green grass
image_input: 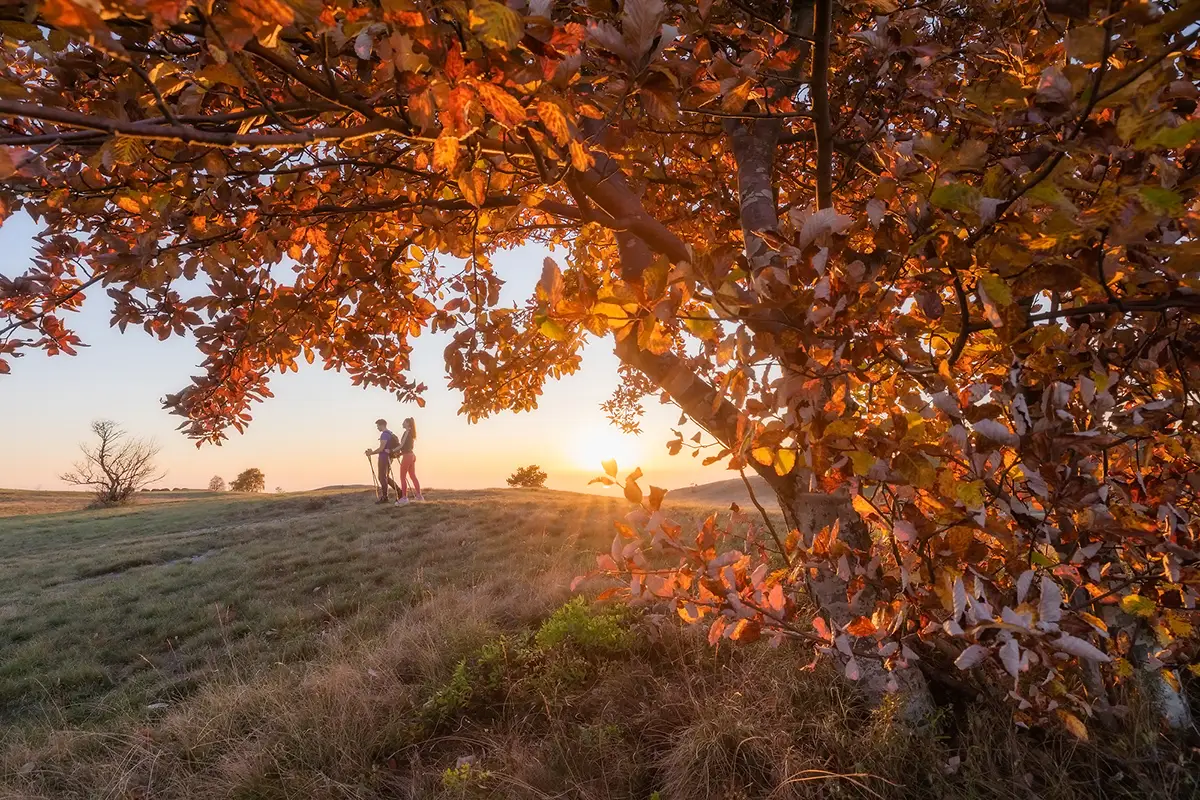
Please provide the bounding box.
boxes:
[0,489,630,728]
[0,488,1193,800]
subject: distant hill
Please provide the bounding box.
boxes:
[667,474,781,512]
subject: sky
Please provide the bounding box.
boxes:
[0,212,720,494]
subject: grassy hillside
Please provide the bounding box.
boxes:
[668,475,779,511]
[0,488,1191,799]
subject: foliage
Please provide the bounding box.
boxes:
[208,475,225,492]
[60,420,162,505]
[506,464,548,489]
[534,595,632,653]
[229,468,265,493]
[2,0,1199,736]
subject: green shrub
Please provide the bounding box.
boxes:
[534,597,632,654]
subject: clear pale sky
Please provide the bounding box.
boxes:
[0,212,719,493]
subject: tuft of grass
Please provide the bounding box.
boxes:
[0,487,1194,800]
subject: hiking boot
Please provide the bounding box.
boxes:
[395,497,409,505]
[375,498,389,504]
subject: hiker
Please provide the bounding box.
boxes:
[365,418,401,504]
[395,417,424,504]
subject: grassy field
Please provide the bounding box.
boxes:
[0,488,1193,799]
[0,489,219,519]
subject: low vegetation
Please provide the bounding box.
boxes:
[0,489,1194,799]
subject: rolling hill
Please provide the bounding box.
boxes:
[0,487,1182,800]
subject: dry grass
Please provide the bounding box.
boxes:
[0,487,1194,800]
[0,489,223,518]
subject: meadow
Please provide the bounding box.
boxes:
[0,489,1192,799]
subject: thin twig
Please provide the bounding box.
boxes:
[740,468,791,568]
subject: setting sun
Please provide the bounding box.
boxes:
[573,426,641,475]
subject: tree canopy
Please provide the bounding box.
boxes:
[2,0,1199,734]
[230,467,265,493]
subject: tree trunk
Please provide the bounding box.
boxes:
[1132,624,1193,732]
[776,478,935,725]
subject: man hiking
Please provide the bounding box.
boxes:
[365,418,401,503]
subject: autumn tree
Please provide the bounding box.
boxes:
[208,475,226,491]
[230,468,265,493]
[2,0,1199,733]
[61,420,163,504]
[507,464,548,488]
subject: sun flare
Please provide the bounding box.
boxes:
[575,427,640,475]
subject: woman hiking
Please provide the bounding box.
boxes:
[394,417,424,504]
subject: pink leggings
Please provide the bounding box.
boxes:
[398,452,421,497]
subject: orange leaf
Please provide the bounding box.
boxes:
[624,479,644,504]
[475,82,526,128]
[648,485,667,512]
[846,616,877,637]
[852,494,879,519]
[537,100,572,145]
[456,170,487,207]
[433,135,460,172]
[1056,709,1089,741]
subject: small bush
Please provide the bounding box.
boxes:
[506,465,547,489]
[534,596,632,654]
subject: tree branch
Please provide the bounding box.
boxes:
[0,100,386,148]
[812,0,834,209]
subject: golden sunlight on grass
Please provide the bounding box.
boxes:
[0,488,1188,800]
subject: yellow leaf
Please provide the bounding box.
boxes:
[955,480,985,508]
[1120,594,1155,618]
[751,446,773,466]
[1166,611,1194,638]
[1115,658,1134,679]
[849,450,874,476]
[978,273,1012,306]
[433,135,460,172]
[539,318,567,341]
[1056,709,1089,741]
[1078,612,1108,634]
[468,0,523,49]
[602,458,618,477]
[774,449,797,476]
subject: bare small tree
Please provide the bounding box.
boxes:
[61,420,163,505]
[208,475,226,492]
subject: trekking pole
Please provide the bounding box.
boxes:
[367,453,379,494]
